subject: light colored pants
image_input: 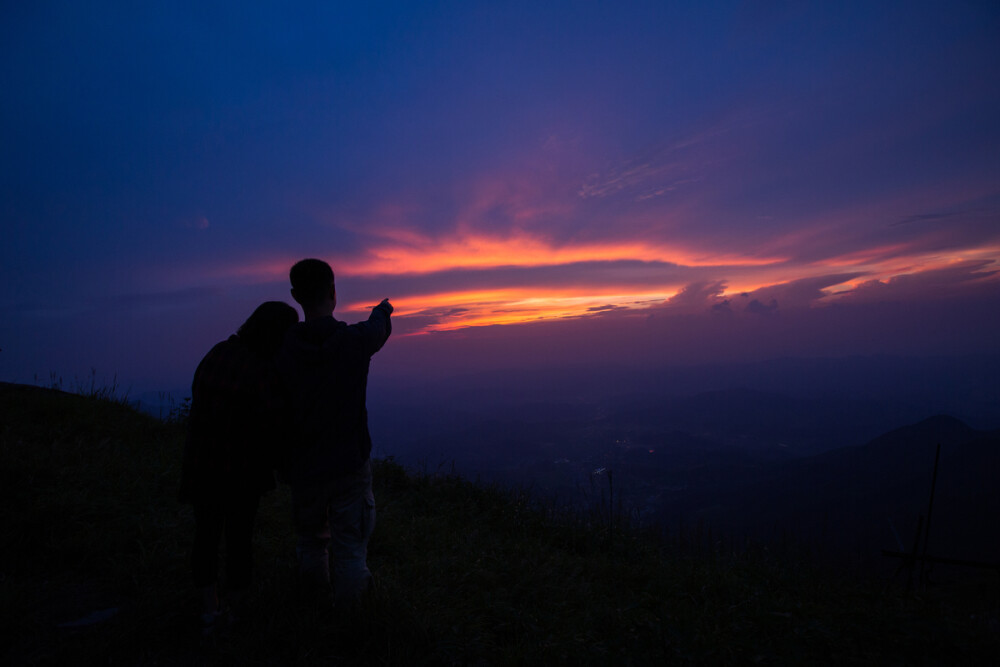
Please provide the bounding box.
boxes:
[292,460,375,605]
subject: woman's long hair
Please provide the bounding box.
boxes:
[237,301,299,357]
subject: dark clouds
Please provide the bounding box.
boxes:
[834,260,1000,304]
[661,281,728,313]
[745,299,779,317]
[745,274,865,309]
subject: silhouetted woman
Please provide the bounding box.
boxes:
[179,301,299,634]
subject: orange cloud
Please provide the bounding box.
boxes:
[344,286,677,333]
[186,203,1000,338]
[338,227,784,277]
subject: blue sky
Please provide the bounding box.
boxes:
[2,1,999,391]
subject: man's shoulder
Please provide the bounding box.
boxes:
[284,317,340,342]
[279,318,352,363]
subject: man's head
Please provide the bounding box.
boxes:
[290,258,336,316]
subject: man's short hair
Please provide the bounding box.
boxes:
[290,259,334,306]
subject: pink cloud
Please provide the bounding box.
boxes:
[833,259,1000,304]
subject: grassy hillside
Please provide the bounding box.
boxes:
[1,383,997,665]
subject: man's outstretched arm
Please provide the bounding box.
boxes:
[353,298,392,355]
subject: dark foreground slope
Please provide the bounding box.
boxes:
[1,383,997,665]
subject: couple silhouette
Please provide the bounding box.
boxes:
[178,258,393,634]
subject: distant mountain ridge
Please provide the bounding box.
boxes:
[375,353,1000,430]
[606,386,934,457]
[672,415,1000,569]
[372,386,999,572]
[374,385,940,467]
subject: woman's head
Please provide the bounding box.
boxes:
[237,301,299,356]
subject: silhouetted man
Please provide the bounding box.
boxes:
[277,258,392,607]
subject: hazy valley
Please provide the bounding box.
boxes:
[370,355,1000,572]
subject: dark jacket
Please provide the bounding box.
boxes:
[276,303,391,484]
[179,335,283,503]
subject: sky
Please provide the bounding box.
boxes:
[2,0,999,394]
